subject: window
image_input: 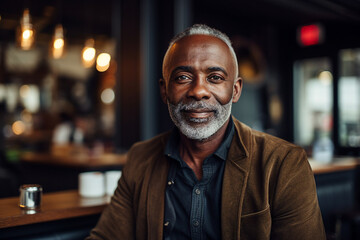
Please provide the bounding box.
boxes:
[294,58,333,147]
[339,49,360,148]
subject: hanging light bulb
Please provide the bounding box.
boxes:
[96,53,111,72]
[17,9,35,50]
[51,24,65,59]
[82,38,96,68]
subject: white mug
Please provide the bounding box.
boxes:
[105,170,122,196]
[78,171,105,198]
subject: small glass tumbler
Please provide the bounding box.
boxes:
[19,184,43,211]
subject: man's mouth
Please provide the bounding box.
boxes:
[182,109,214,119]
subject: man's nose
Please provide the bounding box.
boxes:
[186,77,211,100]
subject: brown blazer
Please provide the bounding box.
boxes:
[88,117,326,239]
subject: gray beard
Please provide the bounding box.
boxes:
[167,99,232,141]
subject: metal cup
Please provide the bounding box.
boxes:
[19,184,43,210]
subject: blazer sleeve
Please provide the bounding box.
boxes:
[270,147,326,240]
[86,157,135,239]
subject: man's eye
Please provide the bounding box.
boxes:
[208,75,224,82]
[175,75,191,82]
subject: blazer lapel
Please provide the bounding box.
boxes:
[221,118,251,240]
[147,154,170,240]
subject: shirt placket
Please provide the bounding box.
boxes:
[190,183,203,240]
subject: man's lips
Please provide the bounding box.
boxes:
[182,109,214,119]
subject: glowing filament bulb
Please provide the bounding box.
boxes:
[22,29,33,39]
[82,39,96,68]
[54,38,64,49]
[96,53,111,72]
[84,48,96,61]
[52,24,65,59]
[19,9,35,50]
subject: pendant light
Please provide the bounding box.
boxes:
[51,24,65,59]
[17,8,35,50]
[96,53,111,72]
[82,38,96,68]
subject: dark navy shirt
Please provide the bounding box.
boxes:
[163,118,235,240]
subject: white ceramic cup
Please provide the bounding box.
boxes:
[78,171,105,198]
[105,170,122,196]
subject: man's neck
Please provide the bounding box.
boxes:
[178,118,230,180]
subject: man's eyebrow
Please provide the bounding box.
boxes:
[169,66,228,77]
[171,66,194,74]
[208,66,228,76]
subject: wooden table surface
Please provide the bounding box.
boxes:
[0,190,110,229]
[20,151,127,168]
[1,156,359,229]
[310,157,360,174]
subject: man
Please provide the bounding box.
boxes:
[88,24,325,239]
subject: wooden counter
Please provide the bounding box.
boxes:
[20,151,127,168]
[1,156,359,233]
[310,157,360,175]
[0,190,109,229]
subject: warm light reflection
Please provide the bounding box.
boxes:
[82,39,96,68]
[12,121,26,135]
[52,24,65,59]
[318,71,333,85]
[96,53,111,72]
[101,88,115,104]
[18,9,35,50]
[20,85,30,98]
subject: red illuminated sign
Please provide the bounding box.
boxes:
[298,24,324,46]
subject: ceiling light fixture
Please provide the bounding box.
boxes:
[51,24,65,59]
[17,9,35,50]
[82,38,96,68]
[96,53,111,72]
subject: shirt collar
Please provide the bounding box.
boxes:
[164,117,235,164]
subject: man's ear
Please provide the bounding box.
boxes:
[232,77,243,103]
[159,78,167,104]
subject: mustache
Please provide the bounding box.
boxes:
[178,101,218,112]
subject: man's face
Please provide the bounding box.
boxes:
[161,35,242,140]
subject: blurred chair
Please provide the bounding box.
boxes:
[316,169,360,240]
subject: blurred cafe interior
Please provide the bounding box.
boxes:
[0,0,360,239]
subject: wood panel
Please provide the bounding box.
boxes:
[0,190,109,229]
[310,157,360,175]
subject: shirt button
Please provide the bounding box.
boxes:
[164,221,170,227]
[193,220,199,227]
[195,188,201,195]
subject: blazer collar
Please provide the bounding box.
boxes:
[221,116,252,240]
[147,135,170,240]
